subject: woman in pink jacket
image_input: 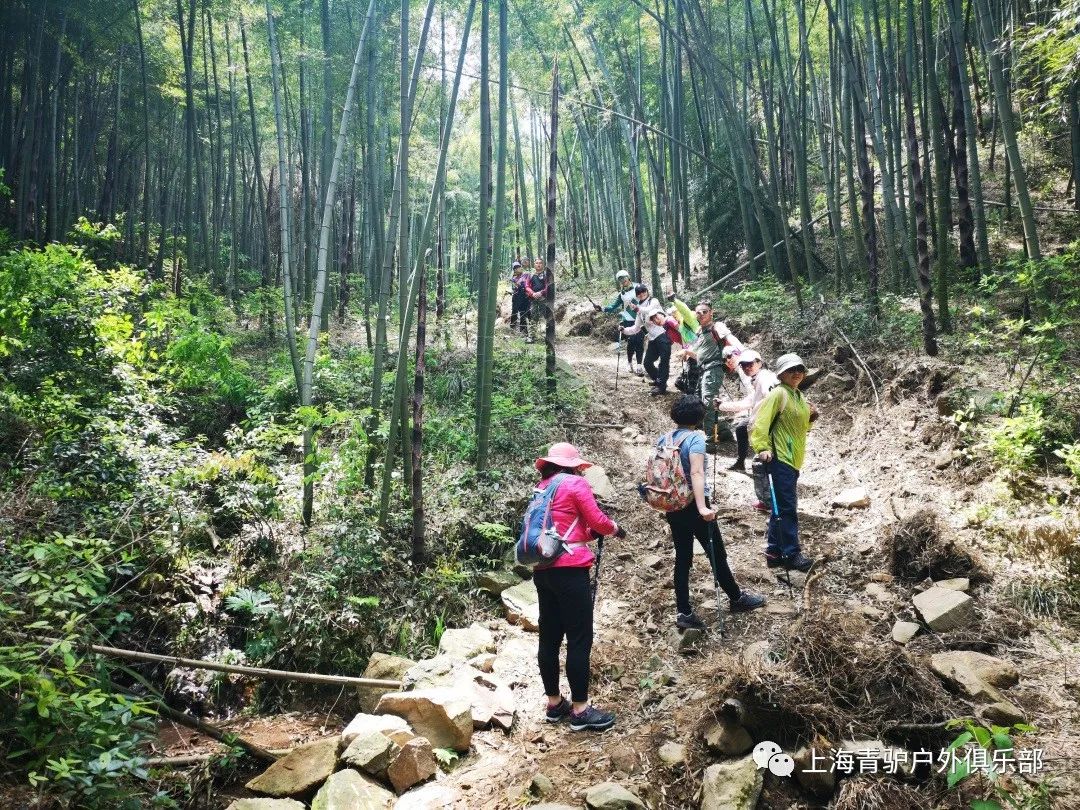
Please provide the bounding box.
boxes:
[531,442,624,732]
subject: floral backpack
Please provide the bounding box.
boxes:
[640,430,698,512]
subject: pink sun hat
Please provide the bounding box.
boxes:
[534,442,594,472]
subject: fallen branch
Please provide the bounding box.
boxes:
[32,636,402,690]
[564,422,623,429]
[154,702,279,764]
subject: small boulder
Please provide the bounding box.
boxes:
[913,586,975,632]
[386,738,437,794]
[676,626,705,652]
[585,782,645,809]
[833,487,871,509]
[700,756,762,810]
[392,782,463,809]
[584,466,617,502]
[891,621,921,645]
[978,701,1026,727]
[864,582,892,602]
[741,640,776,668]
[792,747,836,797]
[501,580,540,632]
[609,749,639,774]
[929,651,1019,703]
[658,742,687,767]
[341,730,400,778]
[467,653,496,673]
[245,737,340,798]
[358,653,415,712]
[375,688,474,752]
[226,801,306,810]
[341,713,415,748]
[310,769,394,810]
[476,570,521,596]
[704,722,753,756]
[934,449,956,469]
[641,553,665,571]
[857,603,885,621]
[437,623,496,661]
[934,577,970,592]
[530,773,555,797]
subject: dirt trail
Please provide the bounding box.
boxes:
[433,319,1080,808]
[431,330,868,807]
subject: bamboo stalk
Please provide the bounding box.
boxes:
[53,638,402,690]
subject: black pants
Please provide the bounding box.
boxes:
[665,501,742,615]
[643,334,672,390]
[735,419,749,462]
[510,296,529,332]
[534,566,593,703]
[625,329,644,365]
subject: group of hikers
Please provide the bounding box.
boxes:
[513,267,820,733]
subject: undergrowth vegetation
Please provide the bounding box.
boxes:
[0,226,580,805]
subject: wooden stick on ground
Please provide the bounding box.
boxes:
[33,636,402,690]
[154,701,279,764]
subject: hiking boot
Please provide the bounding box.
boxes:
[545,697,572,723]
[676,611,707,630]
[752,500,769,513]
[649,387,669,396]
[730,592,767,613]
[569,705,616,732]
[765,553,814,573]
[787,553,814,573]
[728,460,747,473]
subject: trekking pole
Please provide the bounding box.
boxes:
[705,519,725,638]
[591,536,605,607]
[615,326,622,391]
[768,471,794,599]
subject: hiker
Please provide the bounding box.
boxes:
[750,353,819,572]
[659,395,765,629]
[509,261,530,335]
[717,348,778,477]
[531,442,623,732]
[525,258,551,343]
[623,299,678,395]
[682,303,745,450]
[596,271,643,374]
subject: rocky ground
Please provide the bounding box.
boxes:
[161,299,1080,809]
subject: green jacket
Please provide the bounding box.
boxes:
[750,383,811,470]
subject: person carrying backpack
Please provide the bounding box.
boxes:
[509,261,530,335]
[623,300,678,395]
[596,271,643,375]
[526,442,623,732]
[652,395,766,630]
[682,302,744,451]
[750,353,819,572]
[525,257,551,343]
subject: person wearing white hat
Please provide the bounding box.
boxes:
[622,291,674,395]
[717,349,778,476]
[750,353,817,572]
[530,442,623,732]
[596,271,643,374]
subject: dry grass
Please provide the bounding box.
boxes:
[887,508,991,583]
[833,776,934,810]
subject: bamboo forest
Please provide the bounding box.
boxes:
[1,0,1078,806]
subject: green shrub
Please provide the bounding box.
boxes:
[0,534,158,806]
[979,404,1048,475]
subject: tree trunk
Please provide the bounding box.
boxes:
[545,62,559,402]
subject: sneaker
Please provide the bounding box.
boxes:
[676,611,707,630]
[649,387,668,396]
[633,367,646,376]
[728,460,747,473]
[730,592,767,613]
[569,705,616,732]
[545,697,572,723]
[752,500,769,513]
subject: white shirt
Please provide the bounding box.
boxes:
[622,298,666,339]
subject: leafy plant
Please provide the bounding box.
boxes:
[943,718,1049,809]
[224,588,276,617]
